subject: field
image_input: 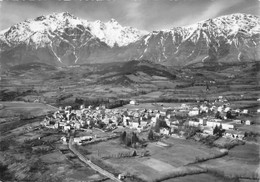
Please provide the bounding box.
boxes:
[0,101,57,118]
[197,143,260,180]
[79,137,224,181]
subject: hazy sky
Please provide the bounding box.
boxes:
[0,0,259,31]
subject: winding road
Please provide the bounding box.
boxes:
[68,136,122,182]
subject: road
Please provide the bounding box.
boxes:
[68,136,122,182]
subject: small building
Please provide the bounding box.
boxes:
[131,122,139,129]
[130,100,137,105]
[199,118,207,125]
[188,120,200,127]
[222,123,234,130]
[224,130,244,140]
[203,128,214,135]
[188,110,199,117]
[61,136,67,144]
[242,109,248,114]
[245,120,251,125]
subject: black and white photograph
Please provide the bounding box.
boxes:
[0,0,259,181]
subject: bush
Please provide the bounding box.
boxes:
[0,139,11,151]
[0,162,13,181]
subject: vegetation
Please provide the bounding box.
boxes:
[120,131,140,147]
[154,118,169,132]
[0,139,11,151]
[213,125,224,137]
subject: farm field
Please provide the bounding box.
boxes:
[79,137,224,181]
[0,101,57,118]
[197,143,260,180]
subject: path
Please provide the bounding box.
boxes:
[68,136,122,182]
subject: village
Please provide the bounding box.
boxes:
[41,95,257,146]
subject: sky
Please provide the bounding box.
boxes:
[0,0,259,31]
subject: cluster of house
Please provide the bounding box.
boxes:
[41,96,253,143]
[165,96,252,140]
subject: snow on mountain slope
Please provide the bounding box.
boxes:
[0,12,147,49]
[133,13,260,66]
[0,12,259,67]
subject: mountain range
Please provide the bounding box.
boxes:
[0,12,259,68]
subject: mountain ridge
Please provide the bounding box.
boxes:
[0,12,259,67]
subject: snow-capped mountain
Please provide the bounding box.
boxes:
[0,12,147,66]
[0,12,259,67]
[130,13,260,66]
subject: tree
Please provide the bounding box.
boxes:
[215,111,222,119]
[226,110,232,119]
[131,132,139,145]
[213,125,219,135]
[120,131,127,143]
[148,130,154,141]
[125,136,132,147]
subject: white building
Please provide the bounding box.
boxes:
[188,110,199,116]
[131,122,139,129]
[242,109,248,114]
[188,120,200,127]
[130,100,137,105]
[221,123,234,130]
[245,120,251,125]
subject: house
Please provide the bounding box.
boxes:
[130,100,137,105]
[160,128,170,135]
[188,110,199,116]
[63,125,71,132]
[170,125,178,133]
[224,107,231,112]
[131,122,139,129]
[242,109,248,114]
[74,122,81,129]
[203,128,214,135]
[160,111,166,116]
[188,120,200,127]
[74,136,93,145]
[199,118,207,125]
[224,130,244,140]
[165,119,171,127]
[61,136,67,144]
[140,121,148,127]
[207,121,221,128]
[172,120,179,125]
[245,120,251,125]
[151,117,157,124]
[234,120,242,124]
[74,138,82,145]
[221,123,234,130]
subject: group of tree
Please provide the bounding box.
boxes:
[213,125,224,137]
[147,129,160,141]
[120,131,139,147]
[74,98,129,109]
[183,125,201,139]
[154,118,169,133]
